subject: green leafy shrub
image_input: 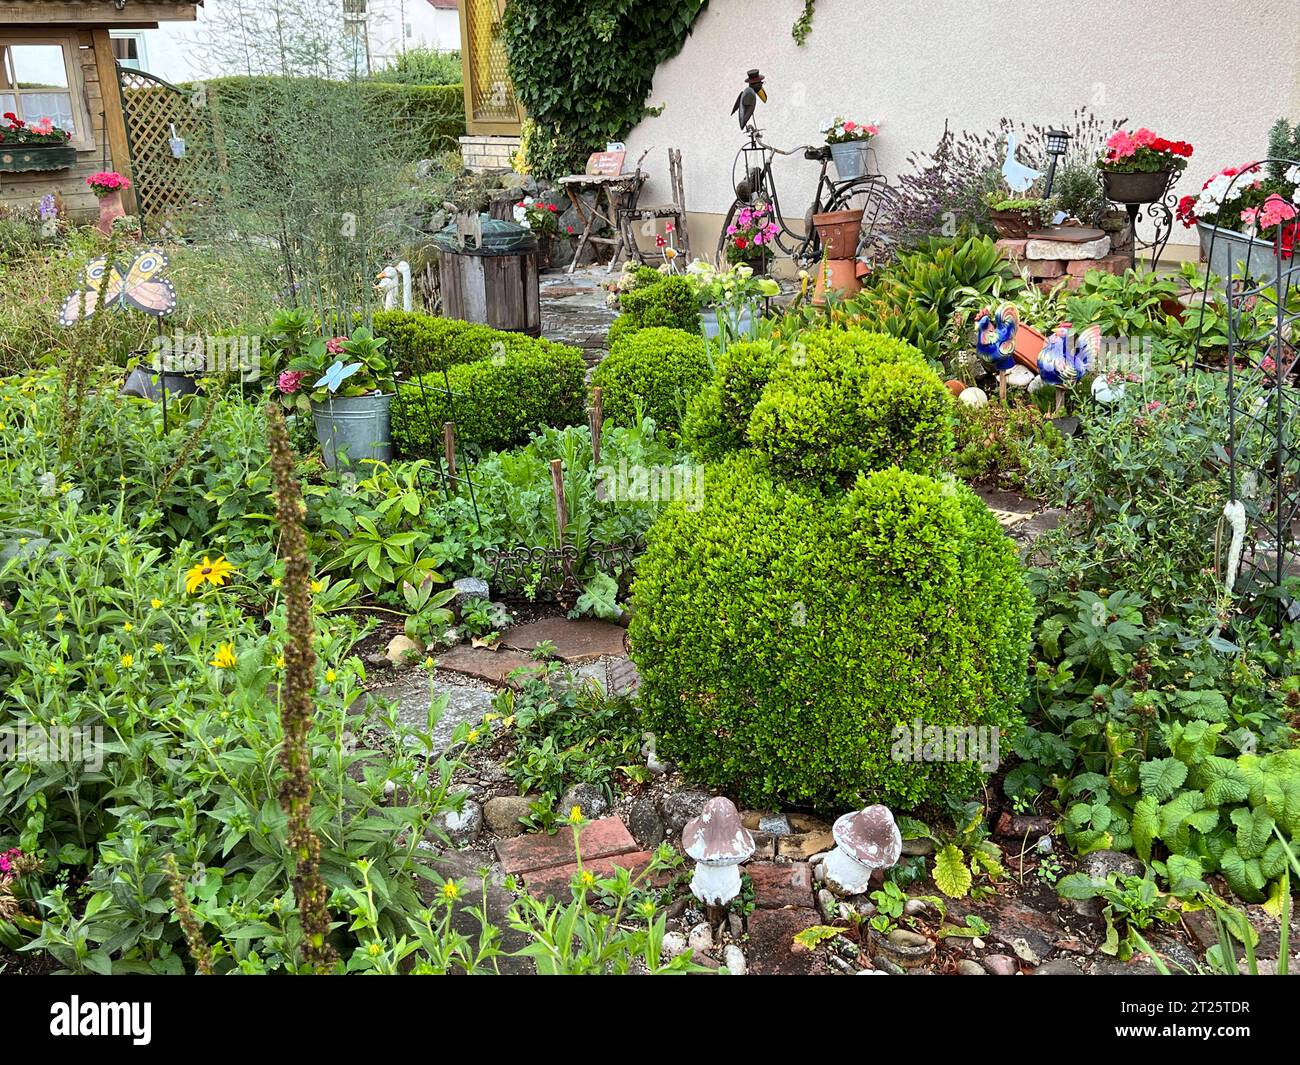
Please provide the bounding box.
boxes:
[387,314,587,454]
[682,339,780,459]
[591,327,710,432]
[629,455,1033,808]
[746,328,954,488]
[607,276,701,346]
[946,400,1065,494]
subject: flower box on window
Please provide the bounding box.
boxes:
[0,143,77,172]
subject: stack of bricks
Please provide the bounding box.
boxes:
[995,234,1129,292]
[459,134,522,173]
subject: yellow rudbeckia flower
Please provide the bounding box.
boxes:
[120,653,134,668]
[185,555,235,594]
[210,643,238,669]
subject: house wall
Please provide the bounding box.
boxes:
[368,0,460,68]
[624,0,1300,264]
[0,27,129,221]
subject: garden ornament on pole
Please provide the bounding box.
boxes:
[731,69,767,130]
[314,359,363,469]
[975,304,1019,403]
[1001,132,1043,194]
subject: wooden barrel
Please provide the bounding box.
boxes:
[438,247,541,337]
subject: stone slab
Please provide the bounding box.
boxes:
[435,644,544,688]
[747,861,815,909]
[746,907,830,976]
[1066,251,1129,277]
[495,816,638,875]
[502,617,628,663]
[1025,235,1110,260]
[523,850,657,900]
[365,674,495,756]
[1026,226,1105,243]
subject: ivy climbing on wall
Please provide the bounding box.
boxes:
[501,0,709,179]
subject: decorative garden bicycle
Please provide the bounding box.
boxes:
[715,126,898,269]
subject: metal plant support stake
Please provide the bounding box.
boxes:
[1191,157,1300,629]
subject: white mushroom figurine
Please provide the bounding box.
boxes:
[683,797,754,906]
[823,804,902,896]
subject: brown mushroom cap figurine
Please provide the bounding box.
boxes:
[683,797,755,905]
[823,805,902,896]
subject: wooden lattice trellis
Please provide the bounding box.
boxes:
[117,64,218,234]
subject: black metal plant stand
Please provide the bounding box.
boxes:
[1191,157,1300,629]
[1098,169,1182,271]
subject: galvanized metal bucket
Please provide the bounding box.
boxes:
[829,141,869,180]
[1197,222,1290,283]
[311,393,394,470]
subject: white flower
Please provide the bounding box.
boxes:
[1286,164,1300,184]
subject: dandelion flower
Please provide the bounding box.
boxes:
[185,555,235,594]
[210,643,237,669]
[567,805,584,825]
[310,579,324,594]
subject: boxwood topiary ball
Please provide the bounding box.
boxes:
[629,454,1032,809]
[592,326,711,433]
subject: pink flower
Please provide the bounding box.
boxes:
[843,121,857,132]
[1259,194,1297,229]
[1261,355,1277,375]
[325,337,346,354]
[277,370,308,394]
[0,848,21,874]
[864,124,879,136]
[1133,127,1156,148]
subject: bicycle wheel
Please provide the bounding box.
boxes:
[824,178,900,267]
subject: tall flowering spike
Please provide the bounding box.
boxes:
[164,854,214,976]
[267,402,337,973]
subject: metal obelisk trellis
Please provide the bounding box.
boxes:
[1192,157,1300,629]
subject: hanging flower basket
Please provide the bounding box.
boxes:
[0,144,76,173]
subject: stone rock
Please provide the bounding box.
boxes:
[420,849,534,974]
[662,788,711,833]
[746,908,827,976]
[728,914,744,941]
[691,947,720,970]
[482,794,538,837]
[452,576,490,602]
[436,799,483,845]
[777,829,835,859]
[626,795,665,849]
[1034,959,1083,975]
[904,897,935,918]
[958,386,988,408]
[1024,235,1111,260]
[661,931,688,959]
[1010,937,1041,965]
[366,675,495,757]
[818,888,840,921]
[983,953,1018,975]
[557,782,609,820]
[1080,849,1143,882]
[871,956,904,975]
[758,813,792,836]
[723,944,746,975]
[687,922,713,952]
[956,959,987,975]
[1006,365,1036,389]
[385,634,423,666]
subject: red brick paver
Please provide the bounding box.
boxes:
[747,861,815,909]
[496,816,638,875]
[523,851,658,900]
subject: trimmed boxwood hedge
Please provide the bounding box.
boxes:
[606,276,701,347]
[629,455,1033,809]
[591,326,710,433]
[383,312,586,454]
[682,339,780,459]
[745,328,955,488]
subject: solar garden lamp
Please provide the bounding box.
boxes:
[1042,128,1072,199]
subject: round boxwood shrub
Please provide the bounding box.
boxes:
[746,328,954,488]
[591,326,710,432]
[607,275,701,348]
[629,454,1033,809]
[682,339,780,459]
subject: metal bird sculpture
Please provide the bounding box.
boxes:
[731,69,768,130]
[1001,132,1043,194]
[1037,324,1101,413]
[975,303,1020,403]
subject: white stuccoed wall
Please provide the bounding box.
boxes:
[624,0,1300,257]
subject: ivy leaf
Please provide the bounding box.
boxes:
[933,843,973,898]
[1139,757,1188,801]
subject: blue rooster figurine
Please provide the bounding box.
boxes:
[1037,324,1100,413]
[975,303,1019,403]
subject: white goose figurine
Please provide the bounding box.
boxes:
[376,261,412,311]
[1001,133,1043,194]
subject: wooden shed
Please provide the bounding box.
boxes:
[0,0,199,220]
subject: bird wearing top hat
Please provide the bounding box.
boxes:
[731,69,768,130]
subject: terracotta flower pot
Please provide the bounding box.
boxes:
[813,208,864,260]
[96,189,126,236]
[811,258,861,304]
[945,378,966,397]
[1012,322,1047,372]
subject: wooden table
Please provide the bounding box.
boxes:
[556,171,645,273]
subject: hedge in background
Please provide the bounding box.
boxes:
[208,77,464,159]
[629,455,1033,809]
[591,326,710,433]
[387,314,586,454]
[746,328,954,489]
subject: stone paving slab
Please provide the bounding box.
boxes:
[502,617,628,663]
[747,861,815,910]
[436,644,546,688]
[496,816,638,875]
[745,907,829,976]
[365,673,495,756]
[522,850,657,900]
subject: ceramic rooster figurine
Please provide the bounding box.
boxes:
[1037,323,1100,413]
[975,304,1019,403]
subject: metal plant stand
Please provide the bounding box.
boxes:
[1191,157,1300,629]
[1099,169,1181,271]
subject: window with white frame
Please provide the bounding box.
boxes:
[0,38,93,148]
[110,32,149,73]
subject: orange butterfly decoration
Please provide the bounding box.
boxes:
[58,248,177,326]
